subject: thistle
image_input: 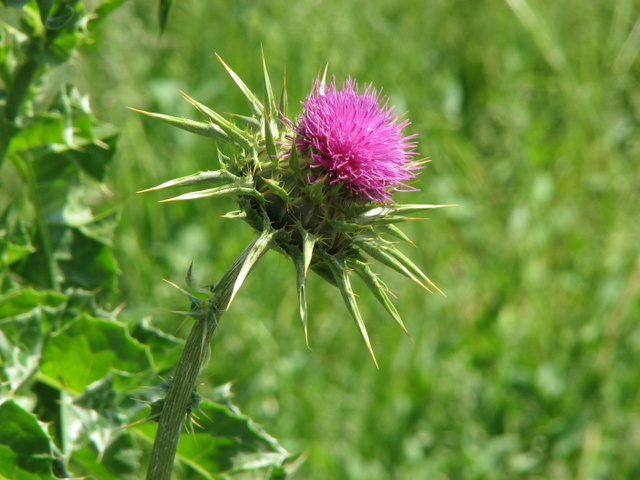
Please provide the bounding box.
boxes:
[136,55,448,366]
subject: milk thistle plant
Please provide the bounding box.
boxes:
[136,55,447,479]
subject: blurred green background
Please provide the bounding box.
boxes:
[77,0,639,478]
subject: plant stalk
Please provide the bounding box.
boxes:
[0,58,40,166]
[145,236,266,480]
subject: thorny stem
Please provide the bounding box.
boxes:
[145,236,266,480]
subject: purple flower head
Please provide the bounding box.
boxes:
[294,77,421,203]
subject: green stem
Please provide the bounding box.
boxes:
[145,236,267,480]
[0,58,41,166]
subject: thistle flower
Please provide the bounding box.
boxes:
[294,77,420,203]
[135,55,449,366]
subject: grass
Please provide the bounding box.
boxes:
[76,0,640,478]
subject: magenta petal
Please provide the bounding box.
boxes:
[294,77,420,202]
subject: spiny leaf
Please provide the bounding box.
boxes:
[0,400,57,480]
[279,65,288,117]
[291,250,310,344]
[287,141,301,177]
[299,226,318,277]
[356,240,442,294]
[381,246,444,295]
[159,183,263,203]
[225,113,261,131]
[352,260,412,339]
[262,178,289,202]
[376,223,415,246]
[263,106,278,166]
[392,203,455,215]
[185,262,212,294]
[224,227,277,310]
[163,278,202,306]
[129,108,232,142]
[180,92,255,151]
[321,251,378,367]
[136,170,240,193]
[261,47,278,122]
[221,210,247,219]
[290,227,318,344]
[355,203,453,224]
[216,54,264,118]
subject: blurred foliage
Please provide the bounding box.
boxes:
[1,0,639,479]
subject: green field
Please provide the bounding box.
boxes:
[2,1,640,478]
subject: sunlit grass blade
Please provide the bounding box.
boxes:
[505,0,567,73]
[158,0,174,34]
[136,170,240,193]
[321,252,379,367]
[352,260,412,340]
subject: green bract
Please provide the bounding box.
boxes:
[136,55,448,365]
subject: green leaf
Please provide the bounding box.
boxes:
[39,314,151,393]
[6,113,67,155]
[0,288,67,390]
[0,401,56,480]
[55,226,119,293]
[93,0,129,21]
[70,430,141,479]
[35,0,52,24]
[130,317,184,373]
[0,210,35,269]
[43,5,73,31]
